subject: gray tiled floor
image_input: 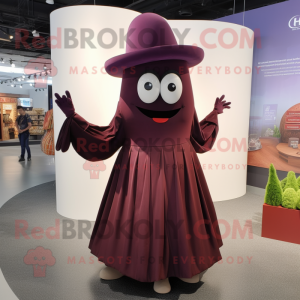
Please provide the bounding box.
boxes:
[0,145,55,209]
[0,146,299,300]
[0,145,55,300]
[1,182,300,300]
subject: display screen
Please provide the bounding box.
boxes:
[217,0,300,173]
[17,98,32,108]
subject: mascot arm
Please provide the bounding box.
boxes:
[56,109,124,161]
[190,109,219,154]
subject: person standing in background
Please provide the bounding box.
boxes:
[15,106,32,162]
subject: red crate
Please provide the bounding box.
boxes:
[261,203,300,244]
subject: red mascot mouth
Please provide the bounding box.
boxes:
[136,106,181,123]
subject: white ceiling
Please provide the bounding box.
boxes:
[0,53,52,90]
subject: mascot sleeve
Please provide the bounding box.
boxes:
[190,109,219,153]
[55,107,125,161]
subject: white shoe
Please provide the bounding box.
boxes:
[153,278,171,294]
[179,273,200,283]
[179,270,207,283]
[99,266,123,280]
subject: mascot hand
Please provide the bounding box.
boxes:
[214,95,231,114]
[55,90,75,118]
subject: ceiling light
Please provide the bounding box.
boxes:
[46,0,54,4]
[32,30,40,37]
[20,85,22,88]
[0,66,23,74]
[179,7,193,17]
[0,38,11,42]
[9,35,13,39]
[17,78,21,81]
[22,75,25,78]
[30,83,33,86]
[11,84,14,87]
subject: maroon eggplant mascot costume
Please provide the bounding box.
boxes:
[55,13,230,294]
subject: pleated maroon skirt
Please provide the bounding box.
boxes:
[88,141,223,282]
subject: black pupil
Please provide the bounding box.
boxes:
[144,82,152,90]
[168,83,176,92]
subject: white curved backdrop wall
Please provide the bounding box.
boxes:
[51,6,253,220]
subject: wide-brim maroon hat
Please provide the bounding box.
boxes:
[105,13,204,78]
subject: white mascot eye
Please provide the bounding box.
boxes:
[160,73,182,104]
[137,73,160,104]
